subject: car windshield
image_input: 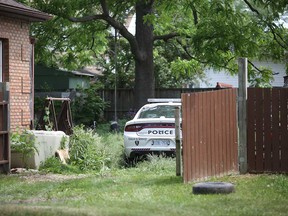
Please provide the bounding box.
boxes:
[138,105,177,119]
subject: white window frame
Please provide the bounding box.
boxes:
[0,40,2,82]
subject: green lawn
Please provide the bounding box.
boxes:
[1,159,288,216]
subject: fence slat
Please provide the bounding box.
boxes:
[226,90,232,171]
[223,90,229,174]
[272,89,281,171]
[190,93,197,180]
[255,88,264,171]
[263,89,273,171]
[210,91,216,177]
[194,93,201,179]
[247,88,256,171]
[280,89,288,171]
[205,92,212,177]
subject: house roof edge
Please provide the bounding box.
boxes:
[0,0,52,22]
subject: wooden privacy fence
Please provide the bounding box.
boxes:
[247,88,288,173]
[99,88,217,120]
[182,89,238,182]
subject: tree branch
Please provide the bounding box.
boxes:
[243,0,260,15]
[175,39,207,63]
[153,33,180,41]
[69,15,106,22]
[248,60,279,75]
[190,3,198,25]
[243,0,288,49]
[268,23,287,49]
[147,0,155,7]
[69,0,141,60]
[175,39,238,72]
[100,0,109,15]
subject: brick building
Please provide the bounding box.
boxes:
[0,0,51,172]
[0,0,51,130]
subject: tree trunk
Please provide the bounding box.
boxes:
[134,1,155,110]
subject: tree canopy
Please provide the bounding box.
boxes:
[24,0,288,108]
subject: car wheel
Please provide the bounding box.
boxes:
[192,182,235,194]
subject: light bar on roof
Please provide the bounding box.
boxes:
[147,98,181,103]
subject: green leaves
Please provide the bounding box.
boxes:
[32,15,108,70]
[10,130,38,167]
[69,125,105,171]
[23,0,288,88]
[68,125,124,172]
[71,82,107,126]
[171,58,203,79]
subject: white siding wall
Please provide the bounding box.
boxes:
[198,61,287,88]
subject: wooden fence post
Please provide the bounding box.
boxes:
[238,57,248,174]
[175,106,181,176]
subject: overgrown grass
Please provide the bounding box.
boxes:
[95,119,127,135]
[39,124,125,174]
[3,123,288,215]
[1,159,288,215]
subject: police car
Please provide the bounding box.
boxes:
[124,98,181,159]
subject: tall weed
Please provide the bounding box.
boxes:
[40,157,80,174]
[41,125,125,173]
[135,155,176,174]
[69,125,108,172]
[99,132,125,169]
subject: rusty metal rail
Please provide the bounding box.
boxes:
[36,97,73,135]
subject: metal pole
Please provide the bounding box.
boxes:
[238,57,248,174]
[175,106,181,176]
[114,29,118,122]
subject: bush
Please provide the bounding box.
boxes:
[71,82,108,126]
[40,123,125,174]
[68,125,106,172]
[10,130,38,167]
[68,125,124,172]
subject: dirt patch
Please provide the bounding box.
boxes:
[20,173,87,183]
[10,168,87,183]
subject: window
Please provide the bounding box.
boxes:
[0,40,2,82]
[139,105,177,119]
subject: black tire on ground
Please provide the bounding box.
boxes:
[192,182,235,195]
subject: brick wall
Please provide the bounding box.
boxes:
[0,16,33,131]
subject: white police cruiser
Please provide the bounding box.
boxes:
[124,98,181,159]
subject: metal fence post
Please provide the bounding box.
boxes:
[175,106,181,176]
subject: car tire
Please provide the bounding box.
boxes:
[192,182,235,195]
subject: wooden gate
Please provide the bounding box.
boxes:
[0,82,9,173]
[182,89,238,182]
[247,88,288,173]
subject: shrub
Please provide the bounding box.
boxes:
[71,82,108,126]
[40,123,125,174]
[68,125,104,171]
[10,130,38,167]
[68,125,125,172]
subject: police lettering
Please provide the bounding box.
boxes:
[147,130,173,135]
